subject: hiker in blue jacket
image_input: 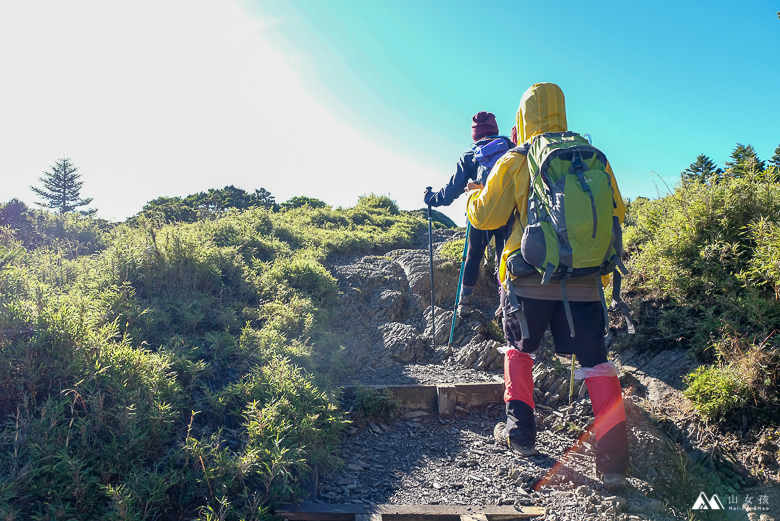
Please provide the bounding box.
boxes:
[424,111,515,317]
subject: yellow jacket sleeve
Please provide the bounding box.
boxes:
[466,152,523,231]
[466,151,530,285]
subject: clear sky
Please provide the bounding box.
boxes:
[1,1,778,226]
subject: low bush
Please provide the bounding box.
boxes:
[0,194,430,519]
[349,385,401,426]
[439,238,465,263]
[623,174,780,428]
[624,174,780,349]
[684,329,780,425]
[684,364,751,423]
[1,199,112,257]
[354,193,399,215]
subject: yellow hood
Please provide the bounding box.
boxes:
[516,83,567,143]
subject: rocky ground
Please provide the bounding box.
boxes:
[314,229,780,521]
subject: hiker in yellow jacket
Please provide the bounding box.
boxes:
[466,82,630,491]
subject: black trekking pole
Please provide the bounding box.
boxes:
[425,188,436,348]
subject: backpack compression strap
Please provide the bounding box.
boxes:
[563,269,635,339]
[559,268,577,338]
[610,271,636,334]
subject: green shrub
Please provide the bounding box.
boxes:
[624,174,780,354]
[691,330,780,425]
[738,217,780,298]
[256,296,315,338]
[262,253,337,306]
[350,385,401,426]
[0,193,437,519]
[684,364,751,423]
[0,201,112,257]
[626,175,780,300]
[355,193,399,215]
[439,238,466,263]
[621,175,780,429]
[0,318,184,518]
[408,208,458,229]
[280,196,328,210]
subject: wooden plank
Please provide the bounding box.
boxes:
[388,385,437,411]
[437,384,456,418]
[355,514,384,521]
[274,502,545,521]
[460,515,488,521]
[340,383,505,411]
[341,385,438,411]
[454,383,504,407]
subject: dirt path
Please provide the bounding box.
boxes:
[318,235,780,521]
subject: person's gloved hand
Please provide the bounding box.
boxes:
[424,189,436,206]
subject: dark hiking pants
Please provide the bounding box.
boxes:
[500,286,630,475]
[462,224,507,289]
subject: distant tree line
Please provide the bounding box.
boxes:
[136,186,330,223]
[24,157,332,225]
[681,143,780,184]
[137,185,279,223]
[20,146,780,227]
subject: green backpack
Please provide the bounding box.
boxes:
[505,131,634,337]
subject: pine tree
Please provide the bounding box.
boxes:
[725,143,765,177]
[769,144,780,169]
[30,157,94,214]
[765,144,780,182]
[253,188,277,210]
[681,154,723,183]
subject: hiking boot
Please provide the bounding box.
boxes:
[601,473,628,492]
[457,292,474,318]
[493,422,538,456]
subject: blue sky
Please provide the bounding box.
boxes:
[1,1,778,225]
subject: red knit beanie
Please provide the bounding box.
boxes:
[510,125,517,145]
[471,111,499,142]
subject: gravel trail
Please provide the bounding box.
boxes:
[313,241,780,521]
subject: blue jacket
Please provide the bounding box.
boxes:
[425,135,514,207]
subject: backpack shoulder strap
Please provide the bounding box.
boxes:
[510,143,531,156]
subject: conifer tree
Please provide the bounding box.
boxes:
[254,188,277,210]
[681,154,723,183]
[30,157,95,214]
[766,144,780,182]
[725,143,765,177]
[769,144,780,169]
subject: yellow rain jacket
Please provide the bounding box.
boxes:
[466,82,626,295]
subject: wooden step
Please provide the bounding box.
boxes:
[275,501,545,521]
[340,382,504,415]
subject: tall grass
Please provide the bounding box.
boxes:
[0,197,426,520]
[623,173,780,426]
